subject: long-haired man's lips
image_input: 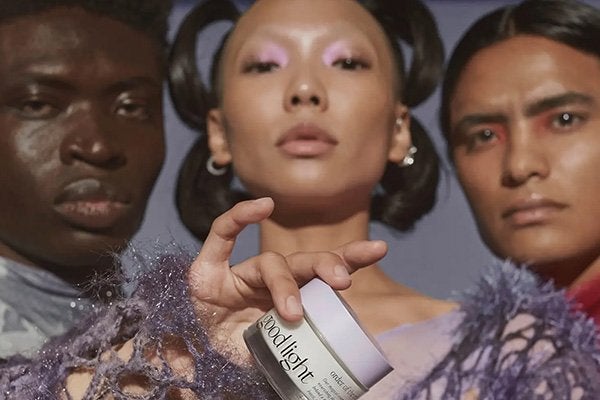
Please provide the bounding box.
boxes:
[502,198,567,218]
[502,198,567,226]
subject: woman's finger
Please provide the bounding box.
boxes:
[284,251,350,288]
[230,251,304,321]
[195,197,274,265]
[285,240,388,289]
[332,240,388,273]
[230,241,387,322]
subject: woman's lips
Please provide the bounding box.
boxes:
[54,178,131,230]
[277,123,338,157]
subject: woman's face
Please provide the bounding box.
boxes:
[208,0,409,212]
[450,35,600,280]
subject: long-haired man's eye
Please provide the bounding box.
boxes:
[552,112,584,129]
[465,128,500,151]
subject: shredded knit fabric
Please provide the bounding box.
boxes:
[3,254,599,400]
[404,262,600,400]
[0,247,278,399]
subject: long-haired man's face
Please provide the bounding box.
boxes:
[450,35,600,280]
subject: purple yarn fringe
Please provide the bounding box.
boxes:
[0,246,278,399]
[404,261,600,399]
[4,252,598,399]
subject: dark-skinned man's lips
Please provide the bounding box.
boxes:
[54,178,132,231]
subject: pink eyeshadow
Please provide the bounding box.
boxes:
[257,42,289,66]
[322,40,351,65]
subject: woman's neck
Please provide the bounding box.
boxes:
[257,207,414,298]
[259,208,371,255]
[256,206,401,295]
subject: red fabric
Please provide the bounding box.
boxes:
[568,275,600,327]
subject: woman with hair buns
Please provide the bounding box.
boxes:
[170,0,452,332]
[169,0,457,396]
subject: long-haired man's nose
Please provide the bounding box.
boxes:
[501,156,549,187]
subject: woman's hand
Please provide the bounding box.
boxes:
[66,198,386,399]
[188,197,388,357]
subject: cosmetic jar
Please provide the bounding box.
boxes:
[244,278,392,400]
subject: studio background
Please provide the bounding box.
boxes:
[132,0,598,298]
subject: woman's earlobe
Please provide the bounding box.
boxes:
[207,109,232,165]
[388,114,412,164]
[400,145,418,167]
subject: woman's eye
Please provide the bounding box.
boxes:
[332,58,369,71]
[243,61,280,74]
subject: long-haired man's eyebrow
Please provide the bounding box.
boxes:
[453,114,508,137]
[524,91,594,117]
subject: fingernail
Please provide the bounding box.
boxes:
[334,265,350,278]
[253,197,272,205]
[286,295,303,317]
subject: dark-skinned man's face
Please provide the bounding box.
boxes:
[0,7,165,283]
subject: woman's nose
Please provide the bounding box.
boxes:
[284,71,328,112]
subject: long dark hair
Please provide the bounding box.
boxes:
[441,0,600,152]
[169,0,444,241]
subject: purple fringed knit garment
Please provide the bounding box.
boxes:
[0,248,279,399]
[2,252,599,399]
[404,262,600,400]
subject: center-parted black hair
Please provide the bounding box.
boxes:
[169,0,444,241]
[440,0,600,155]
[0,0,173,48]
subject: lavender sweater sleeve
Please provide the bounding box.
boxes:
[0,250,278,400]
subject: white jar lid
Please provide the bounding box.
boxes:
[300,278,393,388]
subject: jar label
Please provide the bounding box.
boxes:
[256,310,366,400]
